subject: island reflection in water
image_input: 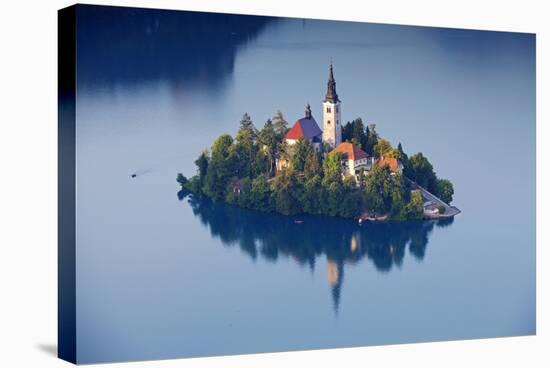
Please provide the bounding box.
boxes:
[179,191,454,313]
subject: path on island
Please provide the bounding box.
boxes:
[405,178,461,218]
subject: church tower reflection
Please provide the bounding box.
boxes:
[183,194,454,315]
[327,259,344,314]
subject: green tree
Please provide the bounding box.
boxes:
[343,174,356,188]
[186,175,202,194]
[272,168,301,215]
[340,190,363,218]
[338,176,361,218]
[272,110,288,140]
[401,190,424,220]
[322,151,343,185]
[258,119,278,175]
[396,142,410,175]
[388,173,409,219]
[251,149,271,177]
[224,177,240,205]
[364,164,393,214]
[365,123,379,156]
[304,147,321,179]
[291,139,312,172]
[250,174,274,212]
[341,118,367,149]
[342,121,353,142]
[203,134,235,200]
[276,139,289,159]
[239,112,256,136]
[408,152,437,192]
[351,118,367,149]
[234,127,257,178]
[176,173,188,187]
[325,181,344,216]
[194,150,210,188]
[373,138,392,158]
[397,142,408,162]
[301,175,323,214]
[211,134,234,158]
[236,177,253,208]
[436,178,454,204]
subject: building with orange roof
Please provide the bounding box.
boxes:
[376,156,404,174]
[333,142,372,179]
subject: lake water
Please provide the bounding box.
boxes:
[73,5,535,364]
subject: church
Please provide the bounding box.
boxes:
[282,63,342,150]
[276,63,403,179]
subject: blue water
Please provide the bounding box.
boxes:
[73,5,535,364]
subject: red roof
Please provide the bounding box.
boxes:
[333,142,368,161]
[285,117,322,140]
[377,157,400,173]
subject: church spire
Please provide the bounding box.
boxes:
[305,103,312,119]
[324,63,340,103]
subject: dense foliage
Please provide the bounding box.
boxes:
[179,112,455,221]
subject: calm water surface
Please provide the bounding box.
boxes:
[74,6,535,363]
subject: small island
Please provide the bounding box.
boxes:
[178,64,459,222]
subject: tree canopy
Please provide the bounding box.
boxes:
[436,178,454,204]
[407,152,437,193]
[179,111,455,220]
[342,118,368,150]
[203,135,234,200]
[373,138,392,158]
[272,110,288,140]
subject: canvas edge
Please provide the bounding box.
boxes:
[58,4,77,365]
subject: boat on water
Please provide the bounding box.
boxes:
[358,214,371,224]
[358,213,387,224]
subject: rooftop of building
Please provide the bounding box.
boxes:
[333,142,368,161]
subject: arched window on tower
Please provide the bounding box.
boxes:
[327,107,331,113]
[327,120,331,125]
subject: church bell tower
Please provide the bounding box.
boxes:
[322,63,342,149]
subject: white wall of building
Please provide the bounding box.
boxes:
[322,101,342,148]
